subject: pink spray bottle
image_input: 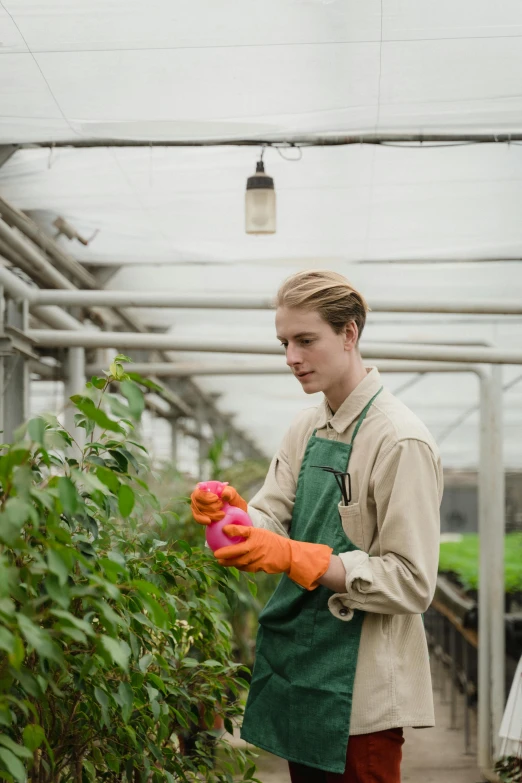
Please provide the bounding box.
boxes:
[198,480,253,552]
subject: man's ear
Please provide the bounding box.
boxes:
[343,320,359,351]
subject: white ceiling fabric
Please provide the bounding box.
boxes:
[2,0,522,142]
[1,1,522,471]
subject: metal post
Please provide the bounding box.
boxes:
[450,623,458,729]
[477,366,505,770]
[463,639,471,754]
[170,418,178,466]
[63,348,86,448]
[0,292,30,443]
[488,366,505,758]
[478,370,491,769]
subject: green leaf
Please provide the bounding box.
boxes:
[58,477,78,516]
[121,380,145,419]
[27,417,46,445]
[94,686,111,727]
[17,615,62,665]
[139,654,153,672]
[0,627,14,654]
[71,397,124,434]
[147,673,166,693]
[44,575,70,609]
[0,747,26,782]
[94,686,109,710]
[51,610,94,637]
[224,717,234,735]
[247,579,258,598]
[127,372,163,393]
[171,708,189,728]
[96,466,120,495]
[117,682,133,724]
[8,635,24,669]
[47,548,71,587]
[114,354,132,364]
[99,635,130,671]
[0,735,32,760]
[118,484,135,517]
[109,361,127,381]
[5,498,36,531]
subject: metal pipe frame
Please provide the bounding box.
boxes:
[0,219,76,291]
[25,330,522,365]
[17,131,522,149]
[0,264,261,459]
[26,290,522,315]
[63,348,86,449]
[84,360,480,377]
[0,197,97,290]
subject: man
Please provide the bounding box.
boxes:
[191,270,443,783]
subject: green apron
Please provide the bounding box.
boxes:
[241,389,383,773]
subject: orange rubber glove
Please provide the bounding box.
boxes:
[214,525,333,591]
[190,484,248,525]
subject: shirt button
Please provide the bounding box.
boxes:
[339,608,348,617]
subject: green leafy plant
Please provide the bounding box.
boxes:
[495,755,522,783]
[0,357,257,783]
[439,533,522,592]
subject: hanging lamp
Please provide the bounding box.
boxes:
[245,151,276,234]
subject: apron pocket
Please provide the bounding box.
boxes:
[338,502,365,551]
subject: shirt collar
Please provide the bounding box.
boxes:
[315,367,383,434]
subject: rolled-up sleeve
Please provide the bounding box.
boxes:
[328,438,442,621]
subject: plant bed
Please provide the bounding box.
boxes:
[438,533,522,599]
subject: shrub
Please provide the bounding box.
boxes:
[0,358,255,783]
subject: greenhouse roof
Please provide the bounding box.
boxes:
[1,0,522,470]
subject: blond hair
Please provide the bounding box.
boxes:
[275,270,369,340]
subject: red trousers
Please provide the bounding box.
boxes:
[288,728,404,783]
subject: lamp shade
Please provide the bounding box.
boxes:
[245,160,276,234]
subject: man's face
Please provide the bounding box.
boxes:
[275,306,349,395]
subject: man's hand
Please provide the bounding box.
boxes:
[190,484,248,525]
[214,525,333,591]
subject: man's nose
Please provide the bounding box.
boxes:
[286,344,301,367]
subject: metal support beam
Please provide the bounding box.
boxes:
[0,146,17,168]
[0,219,76,291]
[485,368,505,761]
[85,360,481,377]
[0,292,31,442]
[21,131,522,149]
[169,418,179,465]
[27,330,522,365]
[0,197,98,289]
[0,263,258,459]
[29,289,522,315]
[63,348,86,448]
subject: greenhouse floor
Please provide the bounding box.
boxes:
[227,673,484,782]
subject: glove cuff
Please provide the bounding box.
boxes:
[287,541,333,591]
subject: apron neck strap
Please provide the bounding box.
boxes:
[312,386,384,442]
[348,386,384,447]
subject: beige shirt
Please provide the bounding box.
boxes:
[247,367,443,735]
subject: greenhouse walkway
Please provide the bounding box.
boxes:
[227,672,484,783]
